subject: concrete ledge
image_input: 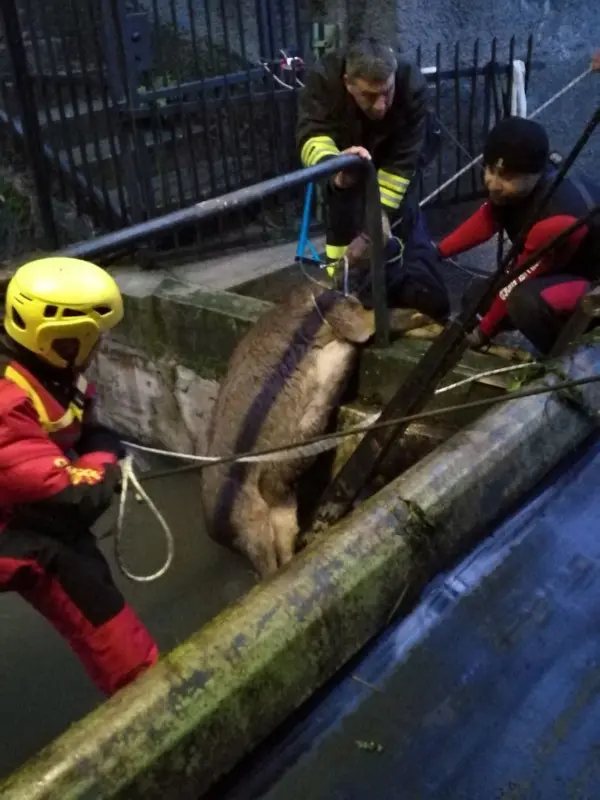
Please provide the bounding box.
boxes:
[396,342,600,560]
[112,276,515,418]
[114,279,270,381]
[3,344,599,799]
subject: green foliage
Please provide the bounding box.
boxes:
[0,173,39,264]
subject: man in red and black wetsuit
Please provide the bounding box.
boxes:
[0,256,158,696]
[437,116,600,354]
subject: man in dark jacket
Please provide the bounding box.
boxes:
[438,117,600,354]
[296,37,450,322]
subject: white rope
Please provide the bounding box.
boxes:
[115,454,175,583]
[510,60,527,118]
[361,361,534,427]
[342,253,350,296]
[122,361,534,466]
[420,66,593,208]
[438,360,533,393]
[259,51,306,90]
[114,360,535,581]
[527,67,593,120]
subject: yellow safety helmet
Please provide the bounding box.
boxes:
[4,257,124,369]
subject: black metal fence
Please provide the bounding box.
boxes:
[0,0,536,261]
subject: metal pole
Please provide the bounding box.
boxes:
[0,0,59,249]
[547,283,600,359]
[363,161,389,347]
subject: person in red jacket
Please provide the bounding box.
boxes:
[0,256,158,696]
[437,117,600,354]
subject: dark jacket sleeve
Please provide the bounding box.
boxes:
[378,62,429,212]
[296,62,342,167]
[0,389,121,533]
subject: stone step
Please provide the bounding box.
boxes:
[333,404,453,481]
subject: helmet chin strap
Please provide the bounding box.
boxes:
[10,339,76,386]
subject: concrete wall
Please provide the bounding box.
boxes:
[86,273,514,454]
[90,339,220,455]
[396,0,600,175]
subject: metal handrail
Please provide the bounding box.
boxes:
[61,154,390,345]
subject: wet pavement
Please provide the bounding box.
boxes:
[0,461,256,780]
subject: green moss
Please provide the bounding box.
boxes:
[506,363,546,391]
[357,340,510,428]
[540,362,597,418]
[115,280,514,422]
[578,328,600,346]
[0,176,38,263]
[115,286,267,378]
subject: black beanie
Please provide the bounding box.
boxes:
[483,117,549,175]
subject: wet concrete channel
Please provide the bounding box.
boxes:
[0,241,512,783]
[0,457,256,780]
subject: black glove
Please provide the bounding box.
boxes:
[76,423,126,461]
[465,325,490,351]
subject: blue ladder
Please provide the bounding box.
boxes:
[295,182,324,265]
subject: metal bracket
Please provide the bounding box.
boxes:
[102,0,151,103]
[122,12,153,76]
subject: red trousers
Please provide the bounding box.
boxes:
[0,525,158,695]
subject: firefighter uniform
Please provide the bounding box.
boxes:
[0,258,158,696]
[296,48,449,321]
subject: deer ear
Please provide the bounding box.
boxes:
[329,305,375,343]
[354,308,376,342]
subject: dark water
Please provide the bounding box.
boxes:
[0,463,256,780]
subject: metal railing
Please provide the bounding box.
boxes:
[60,153,391,346]
[416,37,534,204]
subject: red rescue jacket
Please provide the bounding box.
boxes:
[0,359,121,533]
[438,167,600,336]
